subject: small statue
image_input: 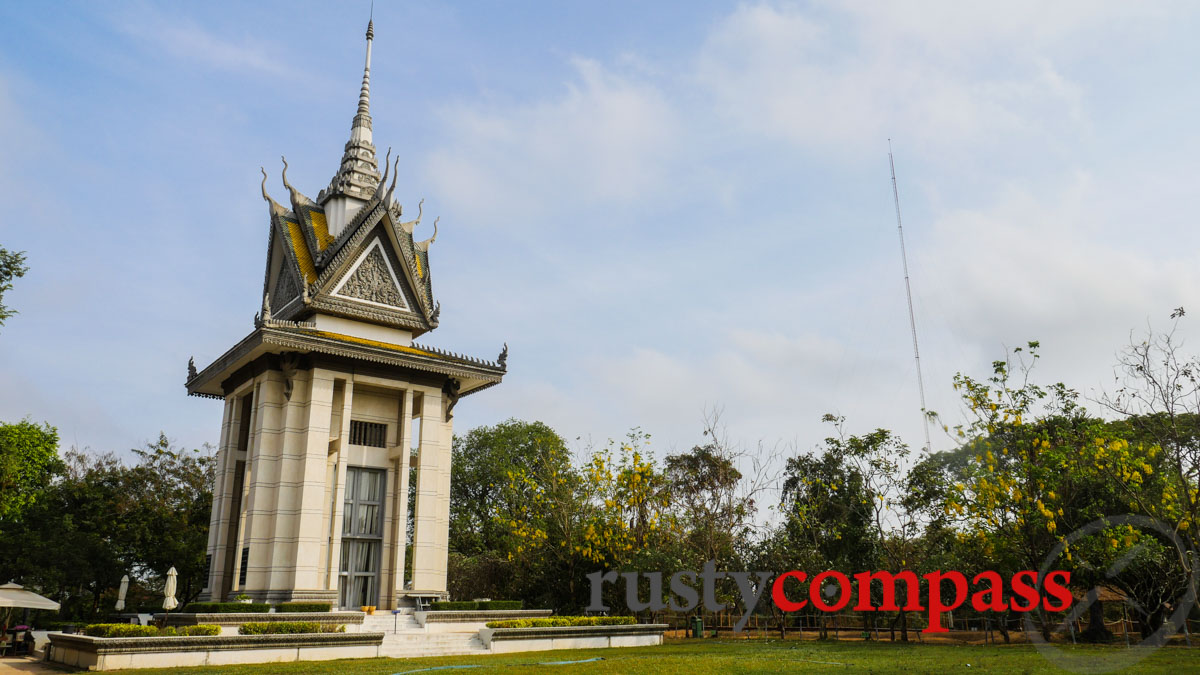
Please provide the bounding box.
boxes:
[187,357,197,381]
[442,378,461,420]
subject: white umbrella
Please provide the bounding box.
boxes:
[115,575,129,612]
[0,583,59,611]
[162,568,178,611]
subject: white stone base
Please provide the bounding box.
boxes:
[480,624,666,655]
[47,632,384,671]
[486,632,662,654]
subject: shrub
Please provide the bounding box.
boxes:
[485,616,635,629]
[183,602,271,614]
[430,600,523,611]
[238,621,345,635]
[275,602,332,613]
[83,624,159,638]
[81,624,221,638]
[177,625,221,636]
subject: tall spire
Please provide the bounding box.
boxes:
[318,17,382,212]
[354,19,373,133]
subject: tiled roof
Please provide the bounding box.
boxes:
[284,217,318,283]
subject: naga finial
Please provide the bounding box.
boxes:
[262,293,272,322]
[279,156,316,206]
[400,198,423,233]
[375,147,392,199]
[384,154,400,205]
[260,167,286,215]
[280,156,292,190]
[498,343,508,369]
[416,217,439,251]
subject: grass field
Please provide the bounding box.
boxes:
[110,638,1200,674]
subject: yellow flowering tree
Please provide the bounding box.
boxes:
[495,428,675,611]
[1097,316,1200,606]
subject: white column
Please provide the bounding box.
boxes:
[326,378,354,603]
[290,368,337,595]
[243,373,287,595]
[234,381,264,593]
[390,388,414,603]
[410,387,450,593]
[203,397,237,597]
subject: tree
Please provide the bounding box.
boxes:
[0,435,214,620]
[0,420,60,524]
[121,434,216,607]
[450,419,572,556]
[447,419,587,607]
[1098,314,1200,606]
[780,432,877,639]
[0,247,28,330]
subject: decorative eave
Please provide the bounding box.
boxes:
[186,323,504,399]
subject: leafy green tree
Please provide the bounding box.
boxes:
[665,442,744,568]
[0,420,60,524]
[0,449,129,618]
[121,434,215,606]
[1097,316,1200,604]
[780,432,877,639]
[0,435,214,620]
[450,419,572,556]
[447,419,586,608]
[0,247,28,330]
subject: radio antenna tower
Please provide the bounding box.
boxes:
[888,140,932,453]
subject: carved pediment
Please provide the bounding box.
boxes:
[331,238,409,311]
[271,266,302,311]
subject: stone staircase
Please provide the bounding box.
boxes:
[361,611,489,658]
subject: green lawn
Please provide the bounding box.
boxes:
[112,638,1200,674]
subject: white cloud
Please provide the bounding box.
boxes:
[425,58,679,224]
[917,170,1200,395]
[693,2,1098,157]
[112,7,303,80]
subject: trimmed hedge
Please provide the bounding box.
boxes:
[84,624,159,638]
[275,601,332,613]
[238,621,346,635]
[164,625,221,636]
[430,600,523,611]
[485,616,635,629]
[82,624,221,638]
[183,602,271,613]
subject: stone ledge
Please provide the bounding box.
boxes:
[48,631,384,655]
[481,623,667,644]
[416,609,553,625]
[156,611,365,626]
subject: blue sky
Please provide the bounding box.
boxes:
[3,1,1200,477]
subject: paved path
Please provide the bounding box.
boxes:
[0,657,72,673]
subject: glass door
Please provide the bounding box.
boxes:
[338,467,385,608]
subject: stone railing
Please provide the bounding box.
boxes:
[415,609,553,626]
[156,611,366,634]
[479,623,667,653]
[48,631,384,671]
